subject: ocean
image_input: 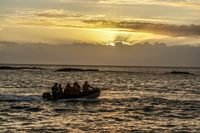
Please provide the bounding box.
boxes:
[0,64,199,133]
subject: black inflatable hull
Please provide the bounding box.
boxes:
[42,88,100,101]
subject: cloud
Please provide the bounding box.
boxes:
[17,19,89,30]
[0,23,5,30]
[0,41,18,47]
[16,18,200,39]
[14,9,106,28]
[18,20,54,27]
[33,9,106,20]
[0,41,199,67]
[169,2,200,8]
[57,0,98,3]
[1,1,200,45]
[4,6,200,40]
[82,20,200,38]
[34,12,84,18]
[99,0,200,8]
[113,34,132,43]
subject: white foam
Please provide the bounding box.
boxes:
[0,94,43,101]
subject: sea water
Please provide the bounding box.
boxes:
[0,64,199,132]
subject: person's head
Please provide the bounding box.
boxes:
[67,83,70,87]
[59,84,62,86]
[85,81,88,84]
[55,83,58,85]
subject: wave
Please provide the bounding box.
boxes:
[0,94,101,102]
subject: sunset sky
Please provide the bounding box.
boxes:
[0,0,200,66]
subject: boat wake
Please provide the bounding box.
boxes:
[0,94,43,102]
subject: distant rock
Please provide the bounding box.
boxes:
[0,66,43,70]
[55,68,99,72]
[167,71,191,74]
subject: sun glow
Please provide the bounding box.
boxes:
[106,42,115,46]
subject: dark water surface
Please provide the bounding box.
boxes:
[0,64,200,132]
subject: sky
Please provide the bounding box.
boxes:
[0,0,200,66]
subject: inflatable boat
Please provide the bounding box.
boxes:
[42,88,100,101]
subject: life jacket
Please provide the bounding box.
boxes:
[64,87,71,95]
[76,84,81,92]
[83,84,90,93]
[70,86,79,95]
[76,84,81,89]
[52,85,58,92]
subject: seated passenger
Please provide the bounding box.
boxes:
[59,84,63,93]
[64,83,71,95]
[75,82,82,93]
[70,83,79,95]
[58,84,63,98]
[82,81,94,93]
[51,83,59,100]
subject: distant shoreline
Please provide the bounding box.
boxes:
[0,63,199,69]
[0,65,196,75]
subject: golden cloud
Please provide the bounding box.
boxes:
[82,20,200,38]
[99,0,200,8]
[34,12,84,18]
[17,17,200,38]
[18,20,54,27]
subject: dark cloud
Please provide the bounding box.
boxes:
[0,41,18,47]
[0,41,199,67]
[113,34,132,42]
[82,20,200,38]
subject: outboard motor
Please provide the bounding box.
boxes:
[42,92,52,100]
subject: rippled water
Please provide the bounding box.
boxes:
[0,64,200,132]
